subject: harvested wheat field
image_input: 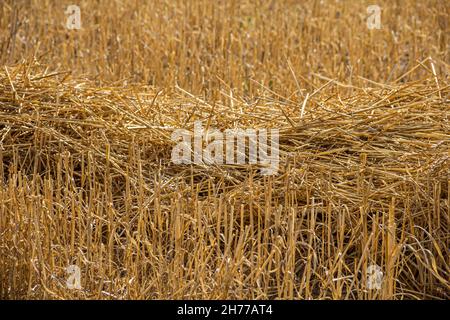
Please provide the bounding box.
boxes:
[0,0,449,301]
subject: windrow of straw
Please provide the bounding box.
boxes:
[0,63,448,299]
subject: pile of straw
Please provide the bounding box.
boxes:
[0,63,448,299]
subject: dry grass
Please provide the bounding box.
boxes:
[0,0,449,300]
[0,0,448,97]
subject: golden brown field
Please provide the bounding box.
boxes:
[0,0,449,299]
